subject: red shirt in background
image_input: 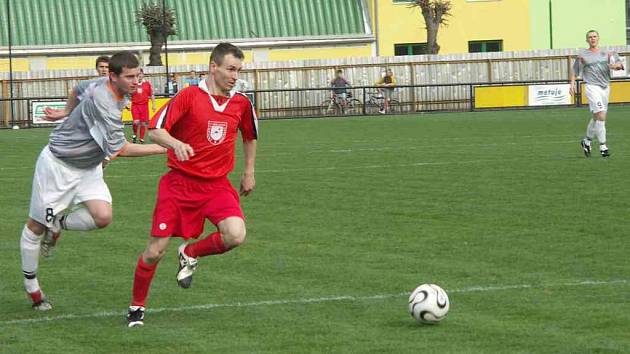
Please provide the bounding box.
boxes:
[132,81,153,105]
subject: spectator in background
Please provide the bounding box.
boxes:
[183,70,200,87]
[95,56,110,77]
[165,73,178,96]
[375,68,397,114]
[330,69,351,109]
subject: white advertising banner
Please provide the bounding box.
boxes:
[528,84,572,106]
[32,101,67,124]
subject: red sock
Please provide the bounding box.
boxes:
[131,256,158,307]
[29,290,43,304]
[185,232,228,258]
[139,125,146,140]
[132,123,138,136]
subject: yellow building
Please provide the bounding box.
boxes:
[371,0,530,56]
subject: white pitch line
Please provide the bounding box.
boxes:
[1,279,627,326]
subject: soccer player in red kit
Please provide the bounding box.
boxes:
[130,68,156,143]
[126,43,258,327]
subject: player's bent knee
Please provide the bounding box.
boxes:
[144,237,169,263]
[92,211,113,228]
[219,219,246,248]
[224,230,246,248]
[144,248,166,263]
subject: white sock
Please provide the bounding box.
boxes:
[24,278,41,294]
[61,207,97,231]
[585,119,596,140]
[594,120,606,145]
[20,225,42,284]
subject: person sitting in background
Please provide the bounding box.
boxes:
[183,70,199,87]
[165,73,178,95]
[330,69,351,110]
[375,68,397,114]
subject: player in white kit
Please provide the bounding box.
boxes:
[20,51,166,310]
[570,30,623,158]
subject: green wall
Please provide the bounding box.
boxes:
[0,0,366,46]
[530,0,626,50]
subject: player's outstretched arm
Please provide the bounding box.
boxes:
[118,142,167,157]
[148,128,195,161]
[240,139,257,196]
[102,142,167,168]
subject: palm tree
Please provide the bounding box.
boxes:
[409,0,452,54]
[136,2,177,66]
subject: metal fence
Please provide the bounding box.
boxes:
[3,46,630,127]
[6,77,630,127]
[252,83,474,119]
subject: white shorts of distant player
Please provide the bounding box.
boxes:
[29,146,111,228]
[584,84,610,114]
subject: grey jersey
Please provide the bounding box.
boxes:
[48,78,128,168]
[572,49,621,88]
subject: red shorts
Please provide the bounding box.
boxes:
[151,170,244,239]
[131,104,150,122]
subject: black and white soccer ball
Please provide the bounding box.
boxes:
[408,283,449,324]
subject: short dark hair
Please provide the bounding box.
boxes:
[586,30,599,39]
[95,55,110,68]
[336,69,343,74]
[210,42,244,66]
[108,51,139,75]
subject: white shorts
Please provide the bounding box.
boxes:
[584,84,610,113]
[29,146,111,227]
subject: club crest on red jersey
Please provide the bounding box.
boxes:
[208,121,227,145]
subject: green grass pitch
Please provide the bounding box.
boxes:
[1,107,629,353]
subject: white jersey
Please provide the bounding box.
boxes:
[48,78,128,169]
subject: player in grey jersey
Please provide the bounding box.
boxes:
[20,51,166,311]
[570,30,623,158]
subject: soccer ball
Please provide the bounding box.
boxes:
[408,283,449,324]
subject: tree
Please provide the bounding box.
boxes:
[136,2,177,66]
[409,0,452,54]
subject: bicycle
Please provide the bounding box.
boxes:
[364,90,400,115]
[320,92,362,116]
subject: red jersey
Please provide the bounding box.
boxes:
[131,81,153,105]
[149,79,258,179]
